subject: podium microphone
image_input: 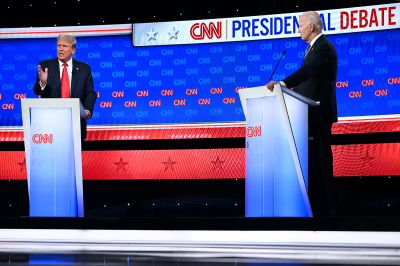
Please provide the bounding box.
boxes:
[268,51,286,82]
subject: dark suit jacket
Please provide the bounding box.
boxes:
[33,58,97,139]
[283,35,338,124]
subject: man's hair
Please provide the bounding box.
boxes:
[57,34,77,49]
[303,11,323,32]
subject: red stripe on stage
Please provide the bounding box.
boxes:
[0,125,246,141]
[333,143,400,177]
[4,120,400,141]
[0,151,27,180]
[332,120,400,134]
[3,143,400,179]
[0,130,24,141]
[4,120,400,142]
[0,149,245,180]
[83,149,245,180]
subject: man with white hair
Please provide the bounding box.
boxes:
[266,11,338,216]
[33,34,97,140]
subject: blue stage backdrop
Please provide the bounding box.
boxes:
[0,29,399,127]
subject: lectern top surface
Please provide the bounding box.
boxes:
[281,87,320,107]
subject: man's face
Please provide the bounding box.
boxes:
[57,39,76,62]
[298,15,313,43]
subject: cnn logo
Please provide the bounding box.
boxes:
[32,134,53,144]
[246,126,261,137]
[190,22,222,40]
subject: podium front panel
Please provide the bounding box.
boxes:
[245,96,276,217]
[245,93,309,217]
[29,108,77,217]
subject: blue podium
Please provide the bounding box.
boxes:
[21,99,85,217]
[238,84,319,217]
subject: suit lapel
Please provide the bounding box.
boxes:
[71,59,79,96]
[301,35,325,67]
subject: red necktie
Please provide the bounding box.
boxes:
[61,62,70,98]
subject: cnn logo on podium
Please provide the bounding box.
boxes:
[32,134,53,144]
[246,126,261,137]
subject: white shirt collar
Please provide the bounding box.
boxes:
[58,58,73,69]
[309,33,323,47]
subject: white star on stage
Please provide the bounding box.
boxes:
[168,27,179,40]
[146,28,158,41]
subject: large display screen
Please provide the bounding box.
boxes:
[0,3,399,179]
[0,28,399,128]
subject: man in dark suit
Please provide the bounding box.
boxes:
[266,11,338,216]
[33,34,97,140]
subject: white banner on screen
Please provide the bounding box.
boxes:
[133,3,400,46]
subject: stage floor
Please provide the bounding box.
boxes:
[1,253,399,266]
[0,217,400,265]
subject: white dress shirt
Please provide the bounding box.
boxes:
[40,58,73,97]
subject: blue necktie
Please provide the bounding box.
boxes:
[304,45,311,58]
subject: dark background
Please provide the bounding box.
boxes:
[0,0,396,28]
[0,0,399,218]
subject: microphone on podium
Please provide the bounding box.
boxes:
[268,51,286,82]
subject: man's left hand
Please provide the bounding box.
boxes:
[266,81,278,92]
[85,110,92,119]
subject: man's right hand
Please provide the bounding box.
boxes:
[38,65,48,87]
[266,80,278,92]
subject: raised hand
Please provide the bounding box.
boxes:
[37,65,48,87]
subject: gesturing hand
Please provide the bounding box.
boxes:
[37,65,48,87]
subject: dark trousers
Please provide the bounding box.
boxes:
[308,121,336,215]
